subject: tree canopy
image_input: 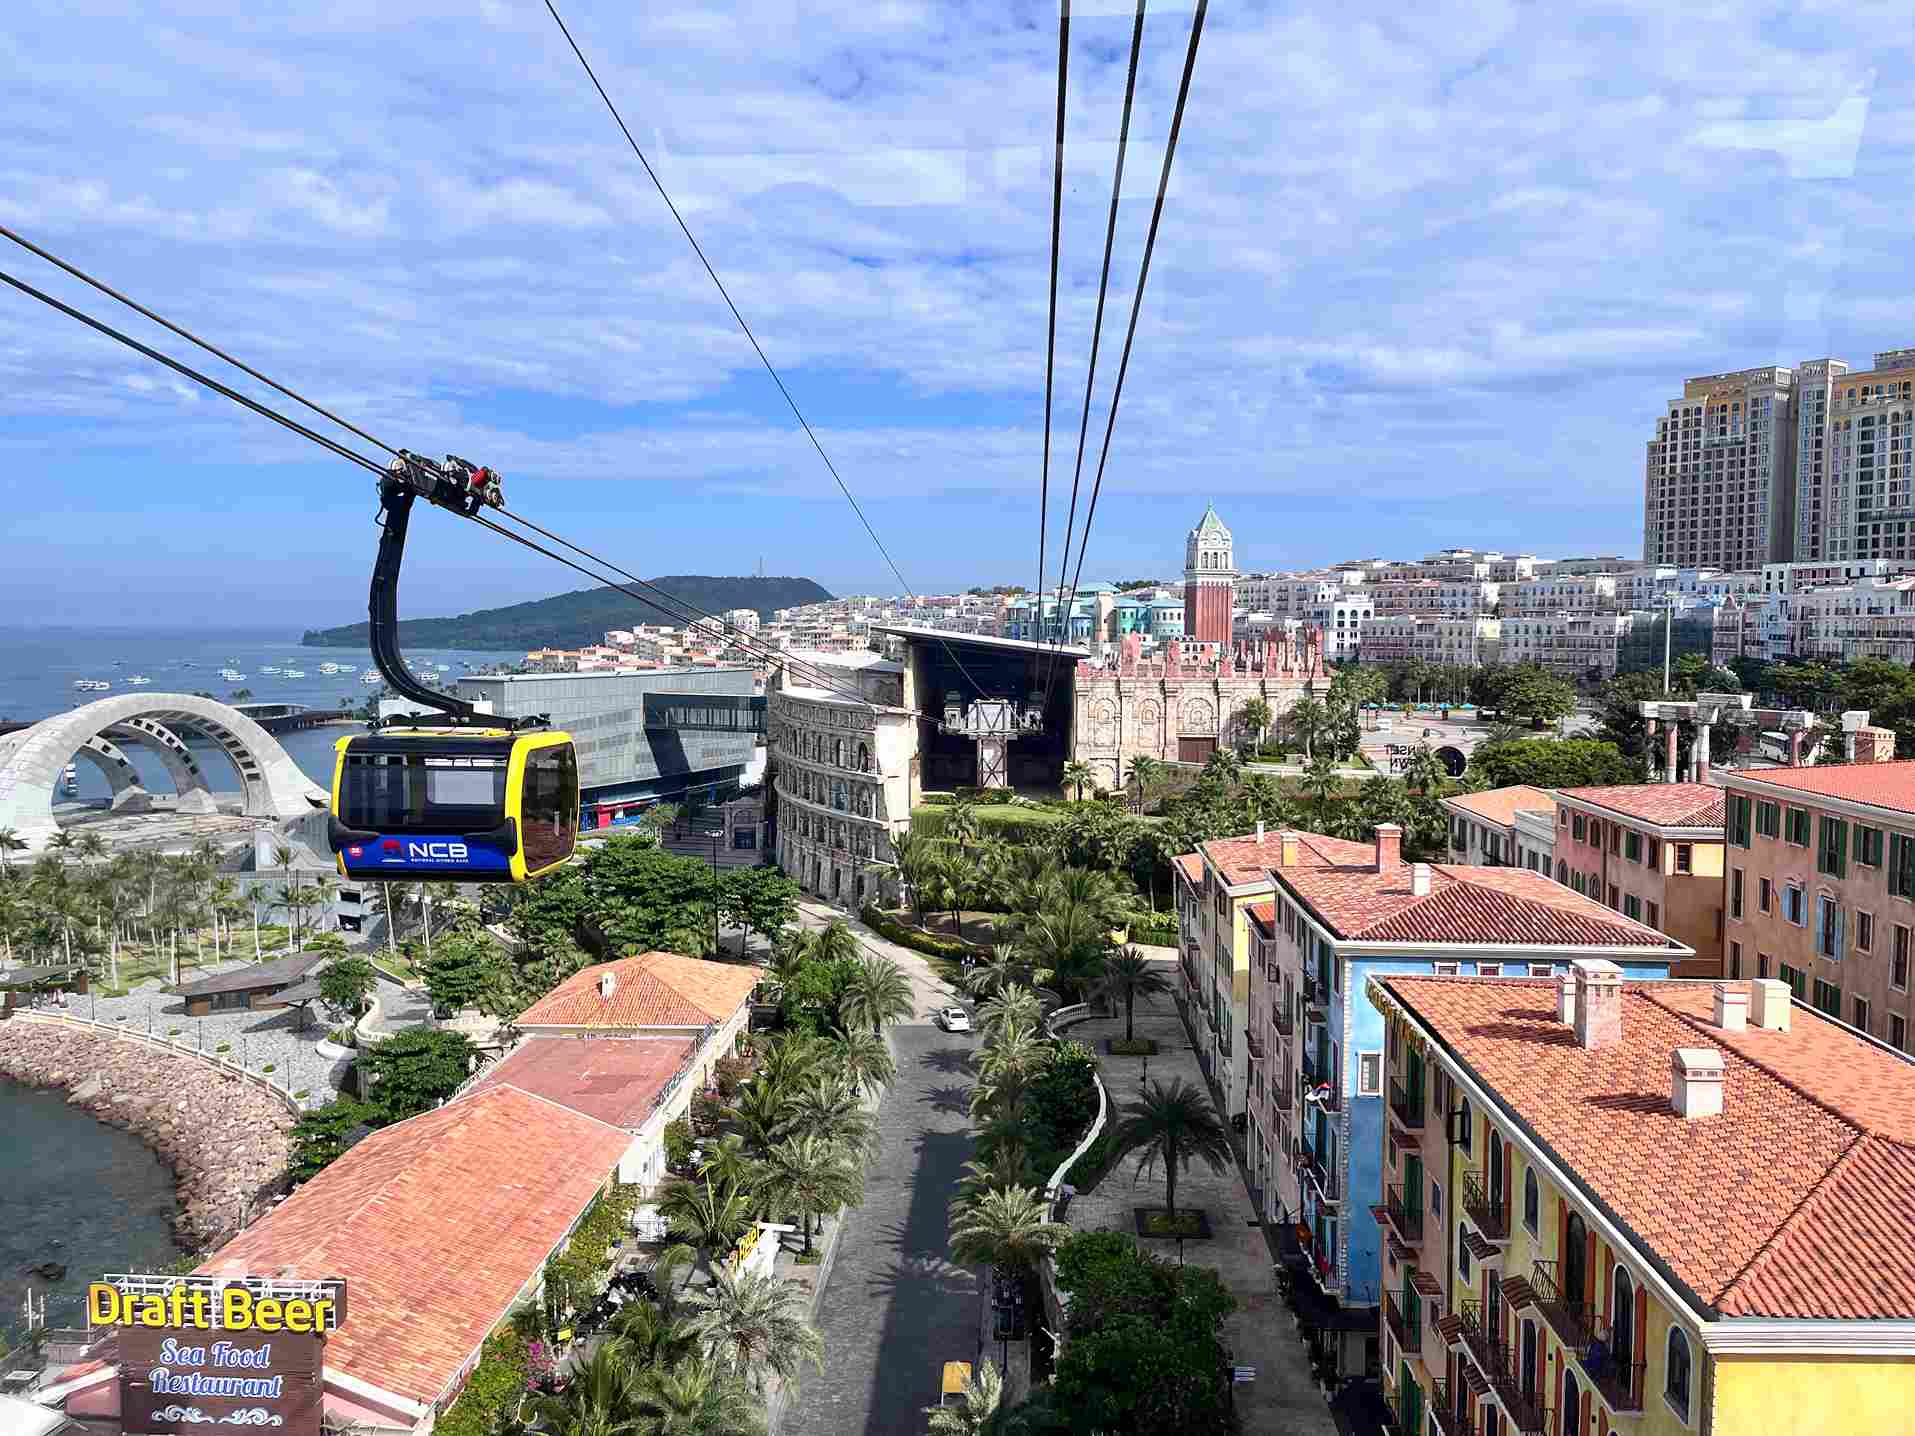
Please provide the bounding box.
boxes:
[1467,737,1638,790]
[359,1025,476,1123]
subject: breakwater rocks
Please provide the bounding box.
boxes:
[0,1021,294,1253]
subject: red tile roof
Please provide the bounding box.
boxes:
[466,1034,699,1128]
[1727,758,1915,816]
[1555,782,1724,828]
[1440,785,1556,827]
[1194,829,1374,886]
[1246,900,1277,936]
[1380,977,1915,1319]
[199,1086,630,1405]
[1173,853,1203,885]
[1282,862,1681,950]
[516,950,758,1030]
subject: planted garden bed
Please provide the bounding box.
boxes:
[1133,1207,1213,1240]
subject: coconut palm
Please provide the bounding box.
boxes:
[964,942,1030,1000]
[630,1357,764,1436]
[837,954,914,1036]
[923,1360,1004,1436]
[607,1299,701,1373]
[974,984,1042,1044]
[1061,760,1095,802]
[1404,743,1448,796]
[947,1185,1068,1276]
[531,1344,639,1436]
[783,1076,874,1158]
[757,1133,864,1254]
[685,1268,825,1396]
[833,1029,897,1098]
[807,918,861,967]
[1109,1078,1234,1219]
[943,798,980,846]
[0,827,25,872]
[696,1133,760,1195]
[1093,946,1172,1043]
[657,1176,756,1271]
[1124,754,1161,814]
[1287,695,1330,760]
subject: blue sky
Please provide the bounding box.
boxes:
[3,1,1914,627]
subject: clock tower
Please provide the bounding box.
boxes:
[1183,503,1236,644]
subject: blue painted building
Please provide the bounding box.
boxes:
[1233,825,1693,1381]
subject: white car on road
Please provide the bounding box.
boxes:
[934,1006,972,1033]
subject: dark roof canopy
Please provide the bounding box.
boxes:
[0,963,87,990]
[173,951,328,999]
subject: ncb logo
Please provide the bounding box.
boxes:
[405,841,470,861]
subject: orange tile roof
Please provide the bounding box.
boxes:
[1381,977,1915,1319]
[1555,782,1724,828]
[1246,900,1277,936]
[199,1086,630,1404]
[1196,828,1374,886]
[1727,758,1915,816]
[1283,862,1681,950]
[516,950,759,1030]
[466,1034,700,1128]
[1440,785,1556,827]
[1173,853,1203,884]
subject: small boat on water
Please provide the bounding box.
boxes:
[62,763,78,795]
[318,662,343,674]
[219,668,245,681]
[128,674,151,686]
[359,673,381,685]
[261,666,282,675]
[72,678,110,691]
[283,668,307,678]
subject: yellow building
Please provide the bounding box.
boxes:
[1370,964,1915,1436]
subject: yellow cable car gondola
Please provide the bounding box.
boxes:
[327,454,579,884]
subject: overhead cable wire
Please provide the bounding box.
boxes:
[1034,0,1071,649]
[540,0,993,701]
[1060,0,1208,629]
[0,223,402,462]
[0,267,387,478]
[0,248,875,706]
[1039,0,1148,705]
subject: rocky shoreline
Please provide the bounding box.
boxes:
[0,1020,295,1254]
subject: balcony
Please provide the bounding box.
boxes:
[1429,1376,1458,1436]
[1300,1051,1322,1087]
[1461,1169,1509,1242]
[1382,1184,1424,1243]
[1530,1260,1599,1354]
[1384,1291,1417,1358]
[1304,975,1328,1012]
[1270,1077,1292,1110]
[1454,1301,1548,1435]
[1294,1141,1338,1202]
[1273,1006,1294,1038]
[1389,1075,1426,1130]
[1244,1031,1266,1061]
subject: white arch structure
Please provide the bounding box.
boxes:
[0,693,327,852]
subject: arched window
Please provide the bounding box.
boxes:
[1665,1328,1692,1421]
[1523,1169,1539,1234]
[1457,1222,1473,1282]
[1612,1268,1637,1374]
[1565,1213,1588,1304]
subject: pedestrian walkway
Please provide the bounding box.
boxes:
[1063,977,1337,1436]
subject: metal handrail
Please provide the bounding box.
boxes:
[1384,1184,1423,1242]
[1384,1290,1417,1355]
[1462,1168,1509,1239]
[1530,1260,1600,1353]
[1454,1301,1548,1433]
[1389,1074,1426,1128]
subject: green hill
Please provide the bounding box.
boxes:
[301,576,833,649]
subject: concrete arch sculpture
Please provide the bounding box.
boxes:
[73,734,152,809]
[0,693,326,853]
[103,720,216,811]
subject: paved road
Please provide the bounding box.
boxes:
[784,1022,981,1436]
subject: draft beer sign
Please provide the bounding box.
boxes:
[90,1275,345,1436]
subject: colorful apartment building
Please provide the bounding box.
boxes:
[1373,968,1915,1436]
[1441,786,1557,869]
[1184,828,1689,1382]
[1719,754,1915,1051]
[1551,784,1727,977]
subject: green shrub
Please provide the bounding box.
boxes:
[167,1028,182,1037]
[663,1117,694,1171]
[1107,1038,1156,1056]
[436,1327,528,1436]
[293,1089,310,1100]
[859,906,986,960]
[214,1042,232,1055]
[260,1064,276,1074]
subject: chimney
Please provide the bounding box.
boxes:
[598,970,617,999]
[1571,958,1623,1050]
[1750,978,1791,1032]
[1374,823,1403,872]
[1409,862,1432,897]
[1671,1047,1725,1120]
[1557,972,1576,1025]
[1854,726,1898,764]
[1279,832,1299,867]
[1713,982,1748,1032]
[1256,819,1265,843]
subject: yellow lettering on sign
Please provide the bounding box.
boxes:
[138,1294,168,1326]
[252,1298,283,1333]
[87,1285,120,1326]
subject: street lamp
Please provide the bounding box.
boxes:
[706,829,724,959]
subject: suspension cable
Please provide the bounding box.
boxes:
[0,267,386,478]
[1060,0,1208,639]
[540,0,994,702]
[1035,0,1071,647]
[0,223,401,461]
[1040,0,1148,704]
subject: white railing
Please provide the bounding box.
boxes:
[14,1010,312,1114]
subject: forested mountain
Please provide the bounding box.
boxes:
[302,576,832,649]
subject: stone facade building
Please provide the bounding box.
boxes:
[1070,631,1325,788]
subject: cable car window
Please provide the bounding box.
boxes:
[341,753,507,831]
[521,745,578,872]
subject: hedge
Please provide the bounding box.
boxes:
[436,1328,528,1436]
[861,906,989,960]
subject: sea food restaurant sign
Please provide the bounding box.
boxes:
[89,1275,346,1436]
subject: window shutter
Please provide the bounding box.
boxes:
[1814,899,1826,954]
[1836,905,1847,957]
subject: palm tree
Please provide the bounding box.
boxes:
[943,798,980,846]
[0,827,25,872]
[808,918,860,966]
[696,1133,760,1195]
[630,1357,765,1436]
[658,1176,756,1271]
[757,1133,864,1255]
[1061,760,1095,803]
[924,1360,1004,1436]
[1287,695,1329,760]
[965,942,1029,1000]
[974,984,1041,1044]
[1093,946,1172,1042]
[607,1294,701,1372]
[783,1077,874,1158]
[969,1020,1048,1121]
[837,954,914,1036]
[754,1031,829,1093]
[728,1078,794,1159]
[1404,743,1448,796]
[947,1185,1067,1275]
[531,1344,638,1436]
[833,1029,897,1098]
[1014,905,1102,998]
[1238,696,1273,753]
[1123,754,1160,814]
[270,841,298,949]
[1109,1078,1234,1218]
[1200,747,1242,788]
[686,1268,825,1396]
[1302,751,1342,810]
[890,830,936,924]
